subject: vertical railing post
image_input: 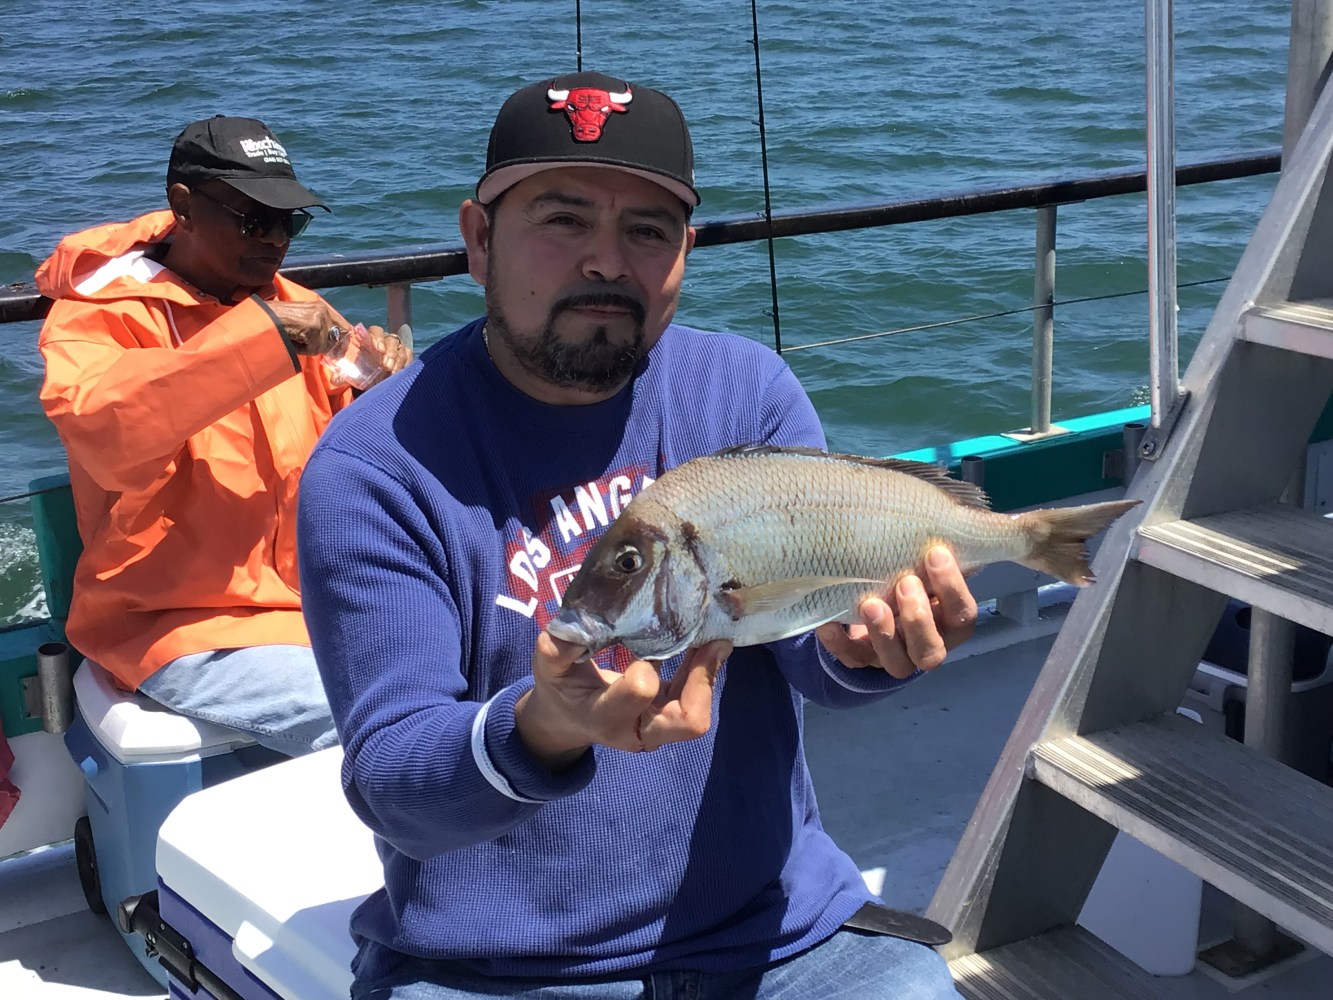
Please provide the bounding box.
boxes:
[1031,205,1056,436]
[386,283,413,336]
[1145,0,1179,436]
[1121,422,1147,486]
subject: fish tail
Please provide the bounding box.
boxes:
[1015,499,1141,586]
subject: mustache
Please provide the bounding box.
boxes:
[553,290,646,325]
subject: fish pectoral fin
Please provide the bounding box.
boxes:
[718,576,882,621]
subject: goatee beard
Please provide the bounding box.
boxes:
[487,291,649,392]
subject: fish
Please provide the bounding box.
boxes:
[546,445,1140,660]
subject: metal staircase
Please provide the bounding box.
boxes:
[928,15,1333,998]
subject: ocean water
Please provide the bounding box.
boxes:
[0,0,1293,623]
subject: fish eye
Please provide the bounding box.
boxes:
[614,548,644,574]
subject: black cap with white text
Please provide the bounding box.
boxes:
[167,115,327,211]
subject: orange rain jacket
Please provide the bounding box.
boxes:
[37,210,351,690]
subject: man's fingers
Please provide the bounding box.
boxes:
[816,609,908,673]
[535,631,594,679]
[893,575,946,672]
[638,672,714,750]
[659,640,730,703]
[815,591,931,679]
[610,660,662,705]
[678,640,729,705]
[634,642,729,751]
[923,545,977,649]
[357,323,412,373]
[814,620,870,669]
[595,661,662,751]
[858,596,922,679]
[384,340,412,373]
[324,306,355,348]
[676,649,723,717]
[327,303,355,329]
[369,329,393,366]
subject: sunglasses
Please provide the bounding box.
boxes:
[191,187,313,241]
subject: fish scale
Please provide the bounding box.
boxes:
[657,451,1031,581]
[548,447,1139,660]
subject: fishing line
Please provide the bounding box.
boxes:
[785,276,1229,353]
[0,485,66,505]
[749,0,783,353]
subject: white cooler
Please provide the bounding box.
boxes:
[66,660,274,989]
[153,747,382,1000]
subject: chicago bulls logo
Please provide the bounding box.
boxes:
[547,85,633,142]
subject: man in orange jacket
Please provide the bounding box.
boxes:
[36,115,408,756]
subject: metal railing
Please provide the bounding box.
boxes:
[1,150,1281,435]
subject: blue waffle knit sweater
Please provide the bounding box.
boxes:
[297,318,920,983]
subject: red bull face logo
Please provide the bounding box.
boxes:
[547,85,633,142]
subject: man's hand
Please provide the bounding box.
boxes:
[324,323,414,388]
[514,634,733,770]
[364,323,414,375]
[815,545,977,679]
[270,300,353,356]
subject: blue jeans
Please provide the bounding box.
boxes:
[137,645,338,757]
[350,928,962,1000]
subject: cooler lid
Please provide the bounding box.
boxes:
[73,660,256,762]
[156,747,380,1000]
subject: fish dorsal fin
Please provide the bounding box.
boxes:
[718,575,883,621]
[854,456,992,510]
[711,444,992,511]
[712,443,828,459]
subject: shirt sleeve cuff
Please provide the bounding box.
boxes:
[472,679,597,803]
[816,641,922,694]
[249,293,301,373]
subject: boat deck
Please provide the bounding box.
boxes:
[2,613,1329,999]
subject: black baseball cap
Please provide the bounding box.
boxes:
[477,71,699,208]
[166,116,327,211]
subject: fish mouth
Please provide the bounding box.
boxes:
[546,608,615,657]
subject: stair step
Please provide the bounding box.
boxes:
[1136,504,1333,635]
[1029,713,1333,954]
[950,925,1175,999]
[1243,299,1333,358]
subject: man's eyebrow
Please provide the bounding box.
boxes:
[529,190,686,226]
[529,191,595,210]
[624,205,686,226]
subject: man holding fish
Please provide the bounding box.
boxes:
[298,70,1042,999]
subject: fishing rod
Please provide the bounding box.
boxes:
[575,0,583,71]
[749,0,783,353]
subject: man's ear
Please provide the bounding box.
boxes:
[166,183,194,230]
[458,199,490,287]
